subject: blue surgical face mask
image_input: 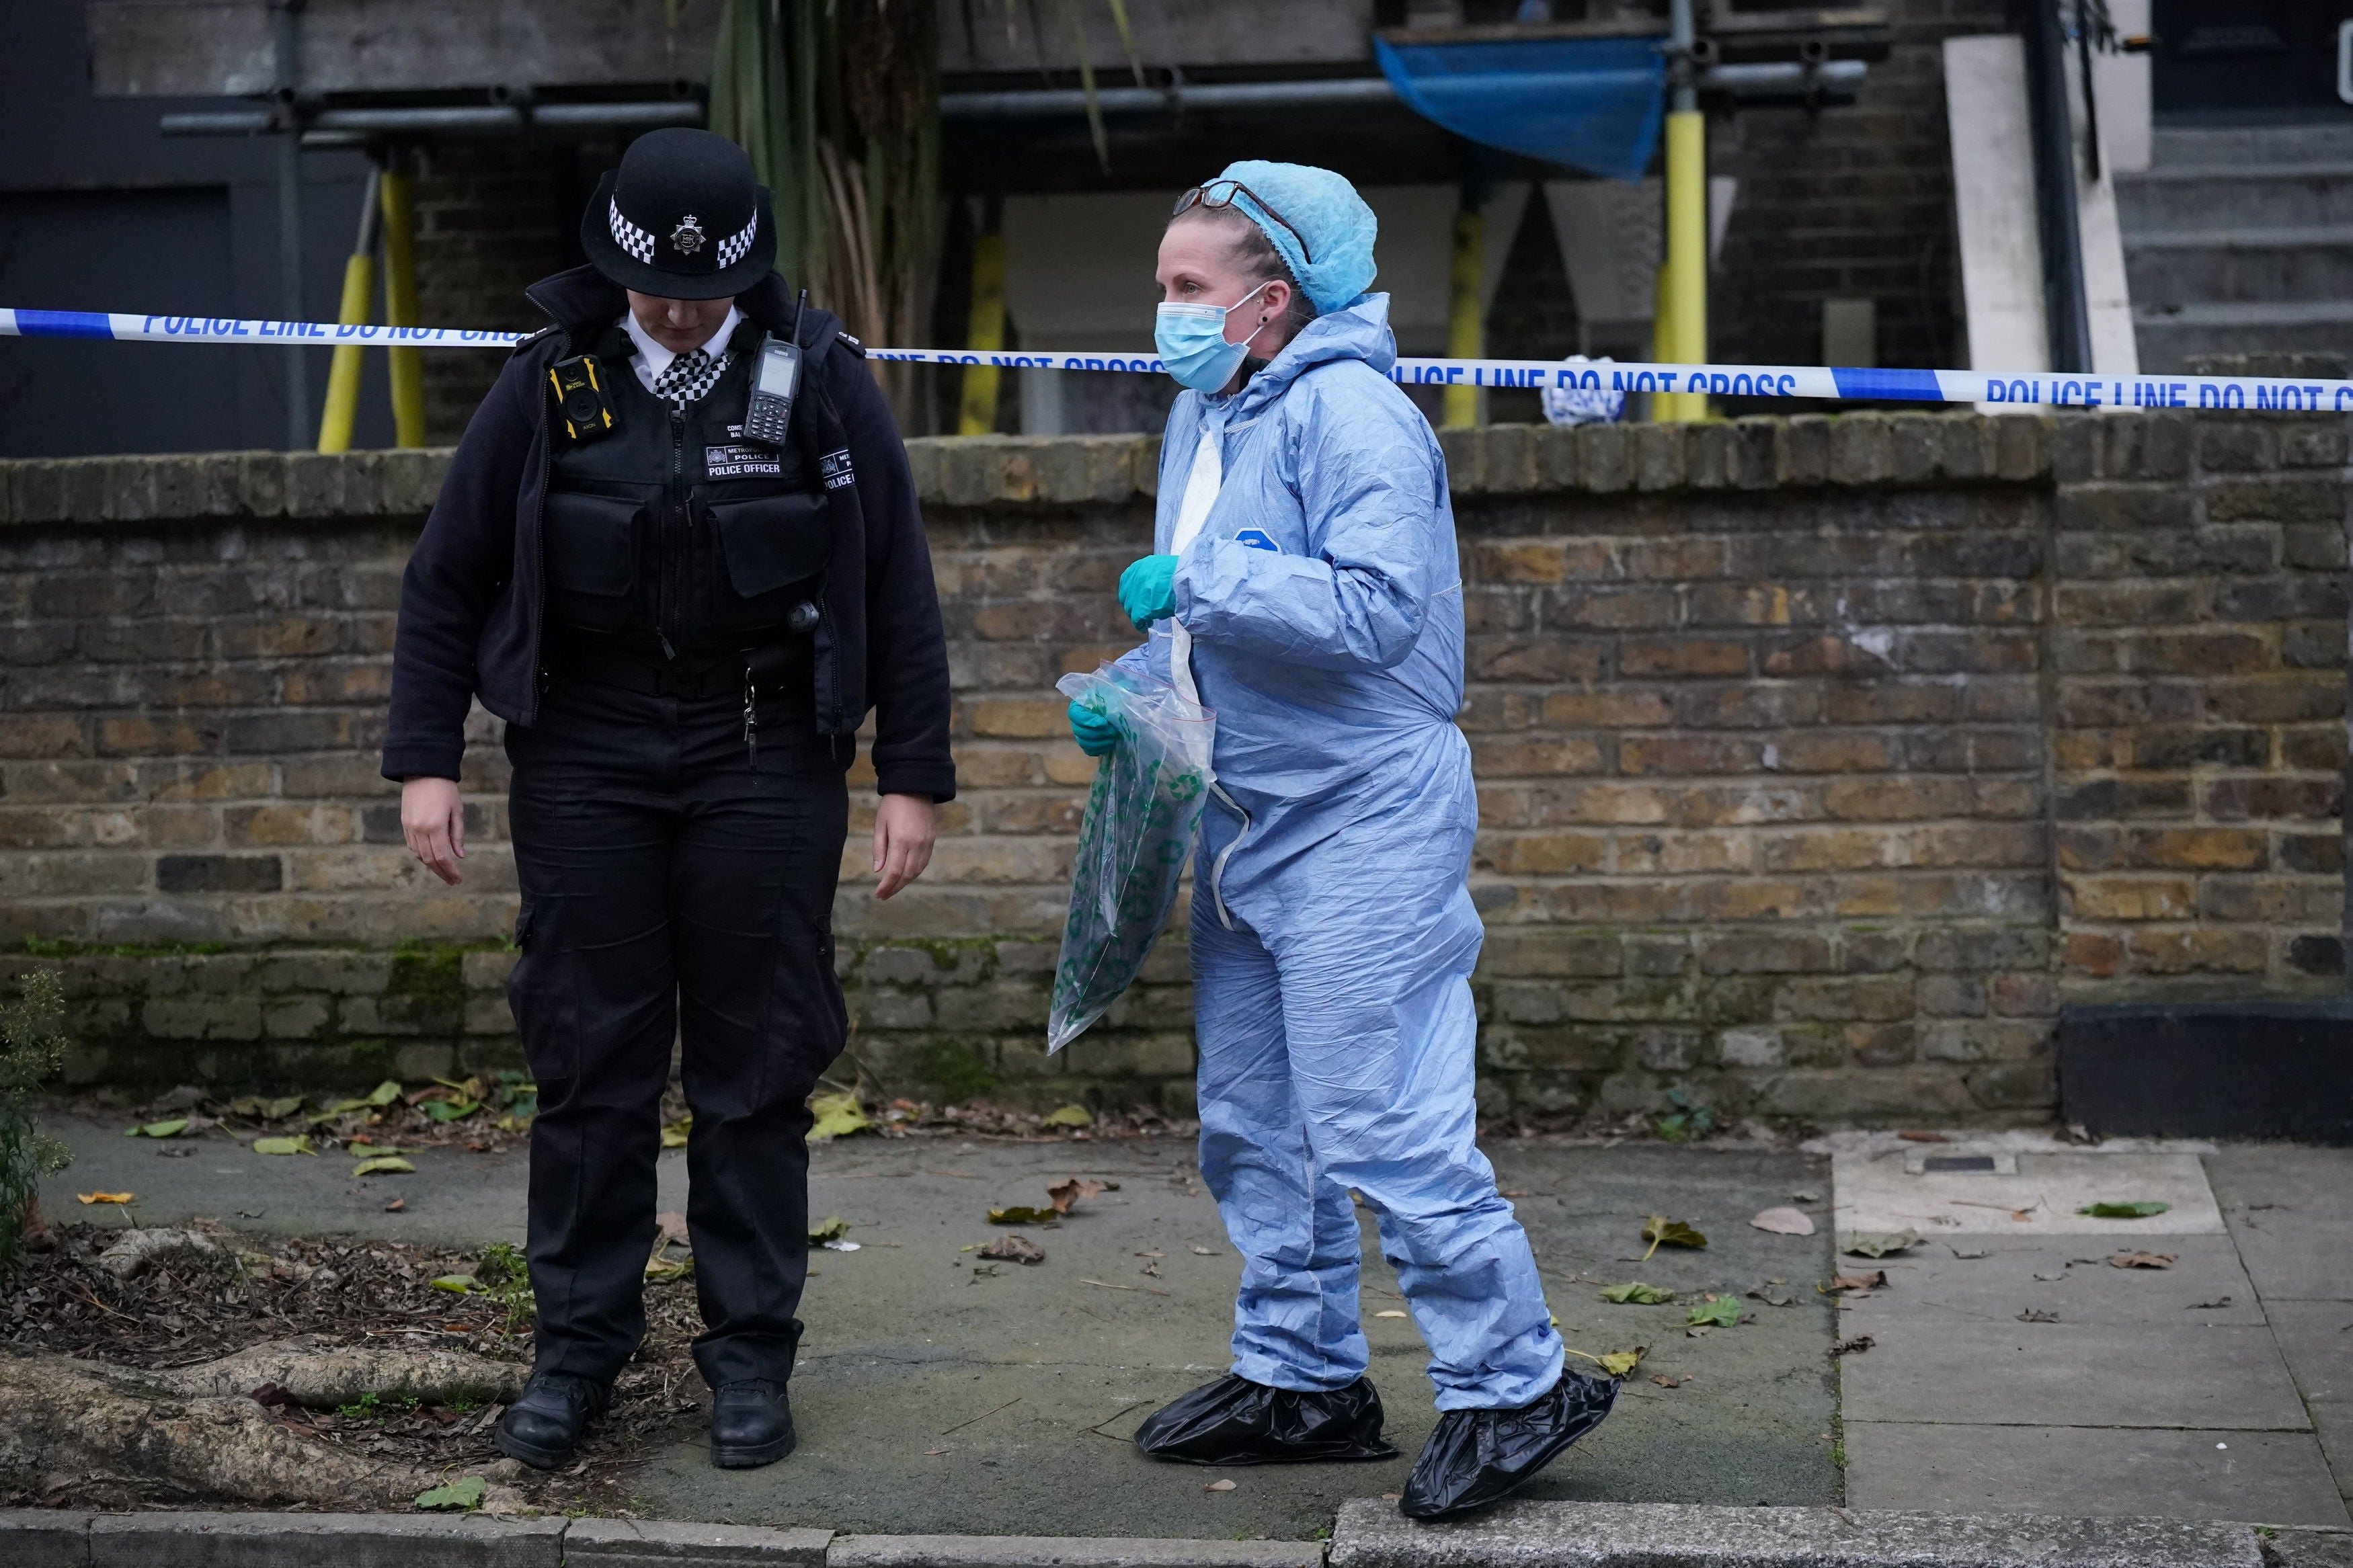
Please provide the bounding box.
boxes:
[1154,281,1272,392]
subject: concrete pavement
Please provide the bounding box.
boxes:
[1825,1131,2353,1527]
[32,1111,2353,1538]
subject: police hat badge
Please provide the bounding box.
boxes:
[672,215,707,257]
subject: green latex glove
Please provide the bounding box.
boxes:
[1118,554,1180,630]
[1068,701,1120,757]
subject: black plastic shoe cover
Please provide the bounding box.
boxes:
[1133,1373,1400,1465]
[1398,1368,1619,1519]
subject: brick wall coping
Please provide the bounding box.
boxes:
[0,411,2063,527]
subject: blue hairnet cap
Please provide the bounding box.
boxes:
[1206,160,1377,315]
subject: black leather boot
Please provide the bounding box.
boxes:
[1398,1368,1618,1519]
[1133,1373,1398,1465]
[493,1370,611,1469]
[710,1377,797,1469]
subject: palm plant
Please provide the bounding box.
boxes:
[709,0,1138,424]
[710,0,943,417]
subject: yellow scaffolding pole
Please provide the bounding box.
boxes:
[957,224,1006,436]
[1653,108,1710,423]
[1442,201,1484,429]
[315,166,381,454]
[379,163,426,448]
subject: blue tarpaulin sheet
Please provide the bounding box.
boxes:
[1372,34,1666,183]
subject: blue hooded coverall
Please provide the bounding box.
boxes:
[1115,292,1566,1412]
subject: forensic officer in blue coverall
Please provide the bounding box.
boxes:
[1069,162,1617,1519]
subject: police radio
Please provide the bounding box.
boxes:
[548,354,616,444]
[742,289,809,446]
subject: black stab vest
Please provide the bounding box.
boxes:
[541,323,828,666]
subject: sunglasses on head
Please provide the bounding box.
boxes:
[1171,180,1316,266]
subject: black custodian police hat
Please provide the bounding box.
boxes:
[582,128,776,299]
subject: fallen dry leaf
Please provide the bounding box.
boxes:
[1373,1309,1408,1319]
[1048,1177,1109,1215]
[76,1192,134,1205]
[979,1234,1045,1265]
[1135,1249,1164,1258]
[1840,1229,1921,1258]
[1749,1206,1816,1237]
[1189,1245,1220,1255]
[2189,1296,2233,1309]
[1823,1270,1888,1294]
[1898,1130,1948,1143]
[1650,1374,1683,1388]
[1831,1335,1876,1356]
[1204,1479,1236,1493]
[1948,1247,1989,1260]
[924,1448,949,1456]
[2108,1251,2176,1269]
[383,1198,407,1213]
[2017,1307,2061,1323]
[988,1206,1058,1226]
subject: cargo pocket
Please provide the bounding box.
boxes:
[712,492,830,601]
[543,490,643,599]
[505,900,579,1084]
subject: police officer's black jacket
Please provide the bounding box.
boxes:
[381,265,955,802]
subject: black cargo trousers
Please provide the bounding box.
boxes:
[504,673,849,1391]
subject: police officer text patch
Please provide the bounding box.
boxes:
[818,449,855,489]
[705,442,783,479]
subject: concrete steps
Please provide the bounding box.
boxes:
[2120,124,2353,373]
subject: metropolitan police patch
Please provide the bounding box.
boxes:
[818,449,855,490]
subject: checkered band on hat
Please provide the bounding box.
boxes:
[609,199,657,265]
[717,213,760,269]
[652,347,731,408]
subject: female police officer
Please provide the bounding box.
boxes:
[384,129,953,1471]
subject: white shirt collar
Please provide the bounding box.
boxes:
[618,304,742,383]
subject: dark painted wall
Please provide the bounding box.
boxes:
[0,0,393,456]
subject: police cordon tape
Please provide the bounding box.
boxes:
[7,305,2352,413]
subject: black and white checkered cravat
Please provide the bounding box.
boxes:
[651,346,729,408]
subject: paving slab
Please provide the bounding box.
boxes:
[827,1538,1322,1568]
[2269,1299,2353,1505]
[84,1510,566,1568]
[1837,1316,2311,1429]
[1833,1235,2265,1327]
[1324,1495,2264,1568]
[1829,1141,2225,1237]
[2204,1147,2353,1303]
[1841,1422,2352,1527]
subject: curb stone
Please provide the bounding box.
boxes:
[828,1538,1324,1568]
[1325,1498,2265,1568]
[85,1510,568,1567]
[0,1508,91,1568]
[567,1518,832,1566]
[0,1504,2303,1568]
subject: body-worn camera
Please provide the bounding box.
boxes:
[549,355,617,444]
